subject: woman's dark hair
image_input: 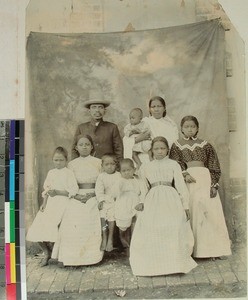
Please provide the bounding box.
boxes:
[75,134,95,155]
[151,136,169,158]
[53,146,68,160]
[148,96,166,117]
[180,115,199,136]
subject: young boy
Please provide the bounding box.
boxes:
[95,154,121,252]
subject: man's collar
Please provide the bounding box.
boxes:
[90,118,103,126]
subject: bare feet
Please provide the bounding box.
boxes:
[218,256,228,260]
[57,261,64,268]
[119,234,130,248]
[105,241,114,252]
[124,247,130,257]
[40,255,50,267]
[211,256,228,261]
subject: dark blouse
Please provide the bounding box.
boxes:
[169,138,221,185]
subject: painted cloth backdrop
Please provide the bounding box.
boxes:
[26,19,231,232]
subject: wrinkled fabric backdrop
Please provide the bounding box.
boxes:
[26,19,231,232]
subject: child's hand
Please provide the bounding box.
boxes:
[40,203,46,212]
[47,189,57,197]
[210,187,217,198]
[185,209,190,221]
[135,203,144,211]
[139,131,150,141]
[98,201,104,210]
[130,129,141,136]
[184,174,196,183]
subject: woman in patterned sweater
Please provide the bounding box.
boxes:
[170,116,231,259]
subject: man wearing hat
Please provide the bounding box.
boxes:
[71,97,123,160]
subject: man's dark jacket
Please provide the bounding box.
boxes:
[71,119,123,160]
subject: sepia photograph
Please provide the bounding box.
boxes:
[24,1,246,299]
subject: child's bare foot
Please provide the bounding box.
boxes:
[57,261,64,268]
[105,241,114,252]
[124,247,130,257]
[120,235,130,248]
[40,255,50,267]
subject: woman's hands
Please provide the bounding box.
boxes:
[135,130,151,144]
[47,189,57,197]
[39,202,46,212]
[74,193,95,203]
[210,187,218,198]
[184,174,196,183]
[98,201,104,210]
[135,203,144,211]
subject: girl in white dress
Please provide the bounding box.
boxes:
[26,147,78,266]
[123,96,179,164]
[52,135,103,266]
[170,116,231,258]
[95,154,121,252]
[130,137,197,276]
[113,159,146,249]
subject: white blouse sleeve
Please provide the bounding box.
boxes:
[138,178,148,203]
[95,174,106,203]
[42,170,52,198]
[66,169,79,198]
[137,164,150,203]
[124,124,132,137]
[167,116,179,142]
[173,161,189,209]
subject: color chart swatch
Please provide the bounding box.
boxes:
[0,120,26,300]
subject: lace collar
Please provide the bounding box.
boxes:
[183,136,198,141]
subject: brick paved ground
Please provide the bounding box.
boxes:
[26,244,246,297]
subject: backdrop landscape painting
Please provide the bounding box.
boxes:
[26,19,230,230]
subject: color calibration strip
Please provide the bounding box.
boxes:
[0,120,26,300]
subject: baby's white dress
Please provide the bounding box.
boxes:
[95,171,121,221]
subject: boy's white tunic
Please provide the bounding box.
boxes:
[95,171,121,221]
[130,157,197,276]
[26,167,78,242]
[52,156,103,266]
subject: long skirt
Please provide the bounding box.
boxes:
[26,195,69,243]
[130,185,197,276]
[187,167,231,258]
[52,189,103,266]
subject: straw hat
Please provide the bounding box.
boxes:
[83,90,111,108]
[83,99,110,108]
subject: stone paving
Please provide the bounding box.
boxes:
[26,244,246,297]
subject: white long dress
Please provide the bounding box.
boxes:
[130,157,197,276]
[170,139,231,258]
[26,167,78,242]
[187,167,232,257]
[52,156,103,266]
[123,116,179,163]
